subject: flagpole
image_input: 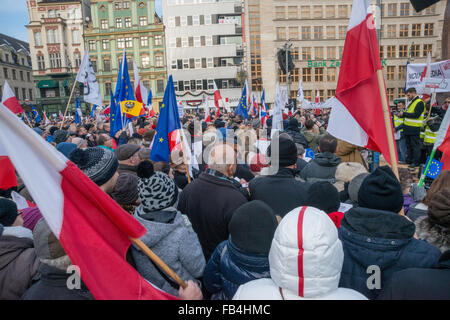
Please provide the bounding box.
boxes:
[60,80,77,130]
[418,148,436,187]
[130,238,187,289]
[24,112,33,128]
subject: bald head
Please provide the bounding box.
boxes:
[208,143,237,177]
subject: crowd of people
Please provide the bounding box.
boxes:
[0,95,449,300]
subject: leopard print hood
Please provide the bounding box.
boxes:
[415,216,450,253]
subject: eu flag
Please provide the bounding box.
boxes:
[424,157,443,179]
[235,82,248,119]
[114,51,135,127]
[75,97,82,124]
[110,90,122,138]
[305,148,315,159]
[147,89,153,107]
[31,104,40,124]
[90,104,97,118]
[150,76,181,162]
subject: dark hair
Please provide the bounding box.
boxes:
[153,161,170,175]
[143,129,155,142]
[405,87,417,94]
[423,170,450,206]
[305,119,315,130]
[97,133,110,146]
[398,167,412,194]
[49,126,58,135]
[319,134,338,153]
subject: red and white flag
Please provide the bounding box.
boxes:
[58,110,63,120]
[0,105,177,300]
[204,97,211,123]
[433,105,450,170]
[43,111,50,125]
[103,106,111,115]
[133,61,148,105]
[1,80,24,114]
[327,0,396,165]
[213,82,222,118]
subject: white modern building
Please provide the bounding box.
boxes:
[162,0,245,110]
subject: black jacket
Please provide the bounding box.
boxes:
[300,152,342,183]
[403,96,425,136]
[377,250,450,300]
[177,172,248,261]
[285,127,308,148]
[249,167,310,217]
[22,264,94,300]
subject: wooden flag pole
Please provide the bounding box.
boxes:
[23,112,33,128]
[130,238,187,289]
[60,80,77,130]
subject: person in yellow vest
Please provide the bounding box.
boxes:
[423,116,440,160]
[398,88,425,169]
[393,102,406,163]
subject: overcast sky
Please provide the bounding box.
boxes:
[0,0,162,43]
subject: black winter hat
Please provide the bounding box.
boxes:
[229,200,278,254]
[288,118,299,128]
[306,181,340,214]
[358,166,403,213]
[53,130,70,144]
[0,198,19,227]
[268,137,298,167]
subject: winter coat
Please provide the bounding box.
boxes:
[22,264,93,300]
[338,207,442,299]
[295,158,308,177]
[249,167,310,217]
[285,127,308,148]
[233,206,367,300]
[415,216,450,253]
[300,152,342,183]
[407,203,428,222]
[0,226,40,300]
[301,127,326,153]
[177,172,248,261]
[131,208,206,296]
[203,238,270,300]
[377,250,450,300]
[117,163,138,176]
[335,140,367,169]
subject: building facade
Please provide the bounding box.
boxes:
[0,34,36,109]
[246,0,447,105]
[26,0,87,114]
[162,0,245,109]
[85,0,167,107]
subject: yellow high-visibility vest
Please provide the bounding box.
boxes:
[404,98,425,127]
[394,115,404,132]
[424,126,437,144]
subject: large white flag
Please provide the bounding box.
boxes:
[76,51,103,107]
[272,82,284,130]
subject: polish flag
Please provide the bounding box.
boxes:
[213,82,222,118]
[43,111,50,125]
[0,105,177,300]
[433,105,450,170]
[204,97,211,123]
[0,156,17,190]
[133,61,148,117]
[103,106,111,115]
[1,80,24,114]
[327,0,396,165]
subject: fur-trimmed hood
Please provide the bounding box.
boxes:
[415,216,450,253]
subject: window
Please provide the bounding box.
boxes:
[141,55,150,68]
[326,26,336,39]
[34,32,42,46]
[181,16,187,26]
[194,36,200,47]
[276,27,286,40]
[387,25,396,38]
[387,45,396,58]
[314,47,324,60]
[155,54,164,67]
[193,15,199,26]
[275,6,285,19]
[183,59,189,69]
[182,37,188,47]
[175,16,181,26]
[425,4,436,14]
[207,58,213,68]
[412,24,421,36]
[12,69,16,80]
[328,89,336,98]
[102,39,110,50]
[388,4,397,16]
[302,68,312,82]
[123,1,130,9]
[140,36,148,47]
[423,44,432,56]
[338,5,348,18]
[313,6,322,18]
[205,15,211,25]
[301,6,310,18]
[103,59,111,72]
[387,88,395,102]
[154,35,163,46]
[302,47,312,60]
[338,25,347,39]
[117,38,125,49]
[139,16,147,26]
[302,26,311,40]
[398,66,407,80]
[292,47,299,60]
[101,19,108,29]
[288,6,298,19]
[29,89,33,100]
[398,45,408,58]
[339,46,344,59]
[27,72,31,82]
[202,58,207,68]
[105,83,112,96]
[327,47,336,59]
[379,45,384,58]
[74,52,81,68]
[279,69,286,83]
[37,56,45,70]
[398,88,405,98]
[171,60,177,70]
[326,5,335,18]
[387,66,396,80]
[176,38,181,48]
[411,44,420,57]
[125,37,133,48]
[189,58,195,69]
[157,80,164,93]
[327,67,336,82]
[188,37,194,47]
[14,87,19,100]
[195,58,201,69]
[289,27,298,40]
[46,29,59,44]
[399,24,408,37]
[201,36,206,46]
[116,18,122,28]
[49,53,61,68]
[400,3,410,16]
[125,17,131,28]
[91,60,97,72]
[115,1,122,10]
[313,26,323,40]
[89,40,96,50]
[424,23,434,36]
[187,16,193,26]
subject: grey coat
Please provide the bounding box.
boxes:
[131,208,206,296]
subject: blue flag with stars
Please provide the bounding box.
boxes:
[150,76,181,162]
[114,52,135,103]
[31,103,40,124]
[110,90,122,138]
[235,82,248,119]
[424,157,443,179]
[305,148,315,159]
[90,104,97,118]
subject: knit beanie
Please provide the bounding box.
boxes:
[69,147,119,186]
[229,200,278,254]
[111,173,139,205]
[306,181,340,214]
[22,207,43,232]
[33,218,66,261]
[136,161,178,214]
[56,142,77,158]
[348,173,370,204]
[53,130,70,144]
[428,188,450,228]
[0,198,19,227]
[358,166,403,213]
[268,137,297,167]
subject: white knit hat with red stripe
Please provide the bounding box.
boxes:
[269,206,343,298]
